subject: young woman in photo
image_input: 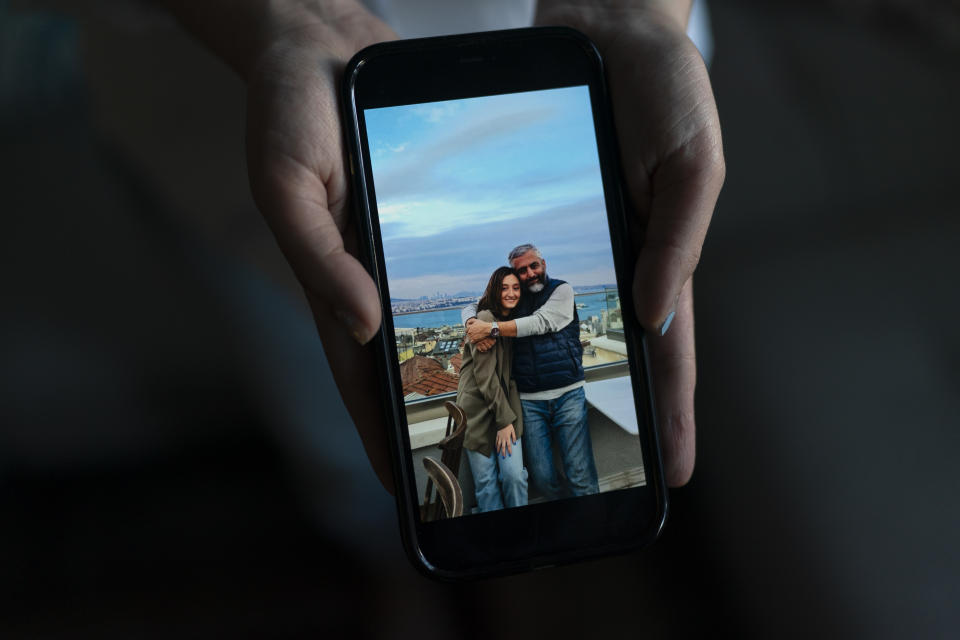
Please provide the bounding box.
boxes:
[456,267,528,512]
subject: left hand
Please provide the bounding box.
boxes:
[475,337,496,353]
[537,1,725,486]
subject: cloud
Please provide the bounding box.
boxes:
[409,102,460,123]
[372,105,557,201]
[380,194,618,298]
[367,87,616,299]
[378,195,570,241]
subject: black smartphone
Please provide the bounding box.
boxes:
[342,27,667,579]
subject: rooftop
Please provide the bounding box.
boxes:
[400,355,460,397]
[403,370,460,397]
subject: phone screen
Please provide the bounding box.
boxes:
[362,84,648,519]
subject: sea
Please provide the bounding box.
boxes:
[391,291,613,330]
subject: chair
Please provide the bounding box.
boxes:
[420,401,468,521]
[437,401,467,475]
[420,457,464,521]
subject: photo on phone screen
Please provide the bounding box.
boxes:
[363,85,646,520]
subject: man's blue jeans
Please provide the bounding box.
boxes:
[465,438,528,512]
[521,387,599,499]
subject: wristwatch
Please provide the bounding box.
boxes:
[490,321,500,338]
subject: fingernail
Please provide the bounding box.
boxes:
[335,309,368,344]
[659,310,676,336]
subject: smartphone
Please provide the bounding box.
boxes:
[342,27,667,579]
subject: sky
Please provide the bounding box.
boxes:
[364,86,618,300]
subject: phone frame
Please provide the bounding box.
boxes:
[341,27,668,580]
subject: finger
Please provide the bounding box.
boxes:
[255,163,382,344]
[506,438,513,456]
[603,34,725,334]
[632,128,724,333]
[647,279,696,487]
[307,291,395,494]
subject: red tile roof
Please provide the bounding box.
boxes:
[449,353,463,374]
[400,355,459,397]
[403,370,460,397]
[400,355,443,387]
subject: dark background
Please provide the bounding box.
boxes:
[2,1,958,637]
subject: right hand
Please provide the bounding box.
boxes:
[241,3,399,491]
[496,424,517,457]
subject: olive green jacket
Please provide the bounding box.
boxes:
[456,310,524,457]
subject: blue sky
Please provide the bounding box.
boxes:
[365,86,617,299]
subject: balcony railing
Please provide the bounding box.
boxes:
[398,287,626,407]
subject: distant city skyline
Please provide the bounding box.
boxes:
[365,86,619,300]
[390,282,615,303]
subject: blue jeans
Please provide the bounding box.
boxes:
[465,438,528,513]
[521,387,599,499]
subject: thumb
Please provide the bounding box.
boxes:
[254,165,382,343]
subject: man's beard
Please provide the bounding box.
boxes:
[526,272,547,293]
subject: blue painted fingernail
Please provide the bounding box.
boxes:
[659,310,676,336]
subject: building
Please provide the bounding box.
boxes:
[429,338,462,370]
[399,355,460,401]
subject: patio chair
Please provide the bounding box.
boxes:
[420,401,468,521]
[420,457,464,521]
[437,401,467,475]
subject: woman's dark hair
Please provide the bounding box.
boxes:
[477,266,520,319]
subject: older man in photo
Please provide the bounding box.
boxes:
[463,244,599,499]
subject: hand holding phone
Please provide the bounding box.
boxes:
[537,2,726,486]
[163,0,721,497]
[236,6,402,491]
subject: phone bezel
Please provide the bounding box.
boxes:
[342,27,668,580]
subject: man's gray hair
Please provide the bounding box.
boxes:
[507,243,542,263]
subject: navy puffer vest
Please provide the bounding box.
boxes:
[512,277,584,393]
